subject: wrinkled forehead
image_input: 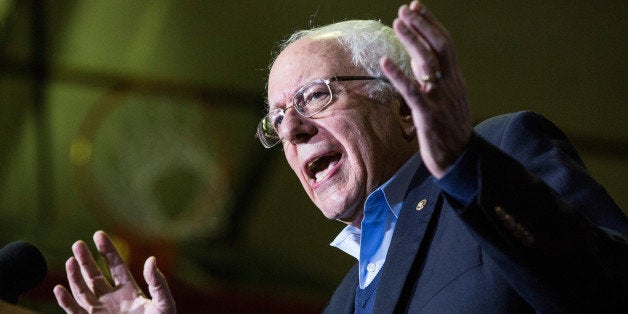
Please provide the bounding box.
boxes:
[266,37,357,109]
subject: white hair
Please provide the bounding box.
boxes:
[269,20,412,103]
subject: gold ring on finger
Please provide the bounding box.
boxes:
[420,70,442,83]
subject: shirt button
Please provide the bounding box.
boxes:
[367,263,376,272]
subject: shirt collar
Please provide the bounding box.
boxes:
[330,151,423,258]
[380,151,423,219]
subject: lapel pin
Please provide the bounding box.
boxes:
[416,199,427,211]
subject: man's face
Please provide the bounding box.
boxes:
[266,38,415,227]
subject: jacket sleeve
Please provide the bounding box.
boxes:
[475,111,628,234]
[447,111,628,312]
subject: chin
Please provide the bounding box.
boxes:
[320,207,344,220]
[322,204,362,225]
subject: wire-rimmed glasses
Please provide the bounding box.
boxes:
[257,75,387,148]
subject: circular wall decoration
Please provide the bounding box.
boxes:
[72,88,235,242]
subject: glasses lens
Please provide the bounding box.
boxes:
[257,109,283,148]
[294,81,332,117]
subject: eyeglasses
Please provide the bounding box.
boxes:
[257,75,388,148]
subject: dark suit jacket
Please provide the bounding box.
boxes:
[324,111,628,313]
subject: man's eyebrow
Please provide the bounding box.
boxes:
[268,88,296,110]
[267,73,310,109]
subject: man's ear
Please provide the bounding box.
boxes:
[398,98,416,140]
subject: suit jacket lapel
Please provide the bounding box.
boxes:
[373,164,443,313]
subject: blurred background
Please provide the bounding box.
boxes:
[0,0,626,312]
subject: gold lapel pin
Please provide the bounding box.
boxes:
[416,199,427,211]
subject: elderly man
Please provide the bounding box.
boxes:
[54,1,628,313]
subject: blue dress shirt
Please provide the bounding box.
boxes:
[331,137,482,289]
[331,152,423,288]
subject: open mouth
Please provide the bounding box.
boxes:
[307,152,342,183]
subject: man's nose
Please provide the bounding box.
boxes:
[278,108,317,145]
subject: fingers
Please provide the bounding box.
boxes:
[393,19,440,91]
[395,1,462,89]
[64,257,100,309]
[400,1,449,54]
[53,284,87,314]
[380,57,424,112]
[393,8,442,92]
[144,256,176,312]
[93,230,136,287]
[71,240,112,296]
[56,231,162,313]
[384,1,472,178]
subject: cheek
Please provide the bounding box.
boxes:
[283,149,302,179]
[336,112,395,158]
[334,109,403,184]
